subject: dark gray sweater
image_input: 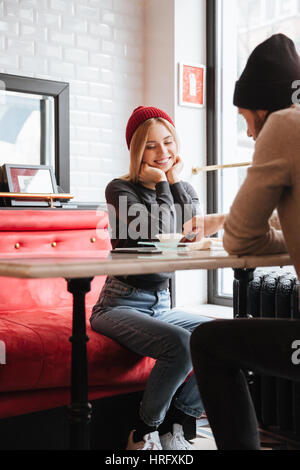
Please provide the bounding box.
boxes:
[106,178,200,290]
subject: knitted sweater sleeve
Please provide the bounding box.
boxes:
[223,112,290,256]
[105,179,176,244]
[170,181,201,231]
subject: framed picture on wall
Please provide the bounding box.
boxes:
[178,62,206,108]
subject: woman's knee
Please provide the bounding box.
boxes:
[166,327,192,363]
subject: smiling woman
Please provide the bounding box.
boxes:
[123,106,179,186]
[89,105,225,451]
[108,106,202,245]
[130,120,176,189]
[143,126,176,169]
[138,122,183,190]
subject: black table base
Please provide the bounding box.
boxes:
[67,277,93,450]
[233,268,255,318]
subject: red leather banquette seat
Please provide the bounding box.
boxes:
[0,209,155,423]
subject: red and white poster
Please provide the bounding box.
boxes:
[179,63,206,108]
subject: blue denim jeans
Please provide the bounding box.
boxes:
[90,276,211,427]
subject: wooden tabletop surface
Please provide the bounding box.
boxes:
[0,250,292,279]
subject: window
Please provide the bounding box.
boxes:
[207,0,299,305]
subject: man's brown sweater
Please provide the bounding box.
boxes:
[223,105,300,284]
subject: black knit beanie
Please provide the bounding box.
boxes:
[233,33,300,111]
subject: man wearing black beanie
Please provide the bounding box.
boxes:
[234,33,300,112]
[190,34,300,450]
[234,33,300,141]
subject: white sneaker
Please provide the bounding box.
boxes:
[126,430,162,450]
[160,423,192,450]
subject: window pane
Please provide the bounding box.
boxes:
[216,0,300,297]
[265,0,277,21]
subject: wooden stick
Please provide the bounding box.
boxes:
[0,192,74,199]
[192,162,251,175]
[0,193,74,208]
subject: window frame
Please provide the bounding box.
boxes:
[206,0,233,307]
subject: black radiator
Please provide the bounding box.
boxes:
[234,270,300,443]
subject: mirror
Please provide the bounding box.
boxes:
[0,73,70,192]
[0,90,55,168]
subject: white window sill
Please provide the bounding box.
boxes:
[174,304,233,319]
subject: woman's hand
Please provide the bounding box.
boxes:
[182,215,204,242]
[166,155,183,185]
[181,214,227,242]
[139,163,167,186]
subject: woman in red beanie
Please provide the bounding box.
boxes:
[90,106,225,450]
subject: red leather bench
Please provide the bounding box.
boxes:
[0,209,156,449]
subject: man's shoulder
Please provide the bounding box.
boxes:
[259,105,300,145]
[271,105,300,126]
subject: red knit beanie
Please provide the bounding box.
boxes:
[125,106,175,149]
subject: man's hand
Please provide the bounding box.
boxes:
[166,155,183,185]
[139,163,167,185]
[182,214,227,242]
[204,214,227,237]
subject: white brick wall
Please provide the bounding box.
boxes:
[0,0,145,202]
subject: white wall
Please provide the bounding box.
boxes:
[0,0,145,202]
[145,0,208,306]
[144,0,175,116]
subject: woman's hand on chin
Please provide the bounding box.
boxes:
[139,163,167,186]
[166,155,183,185]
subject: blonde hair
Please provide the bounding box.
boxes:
[121,118,179,183]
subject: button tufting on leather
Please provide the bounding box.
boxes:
[14,243,20,249]
[51,242,57,247]
[90,237,96,243]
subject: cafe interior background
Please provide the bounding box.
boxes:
[0,0,299,314]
